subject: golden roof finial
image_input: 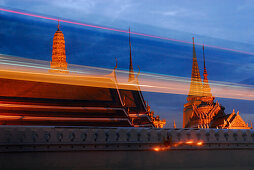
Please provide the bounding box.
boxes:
[202,43,213,98]
[187,37,203,99]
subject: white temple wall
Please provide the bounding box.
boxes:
[1,126,254,152]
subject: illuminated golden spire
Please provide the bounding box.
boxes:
[50,20,68,73]
[128,27,135,82]
[187,37,203,100]
[202,44,212,97]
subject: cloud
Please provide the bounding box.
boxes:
[237,1,254,11]
[51,0,97,12]
[0,1,5,5]
[151,8,205,18]
[2,0,254,45]
[151,8,190,17]
[152,10,181,16]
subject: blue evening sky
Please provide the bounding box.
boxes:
[0,0,254,127]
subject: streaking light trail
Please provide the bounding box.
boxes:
[0,54,254,101]
[1,8,254,56]
[152,140,204,151]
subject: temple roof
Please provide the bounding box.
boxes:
[210,114,231,128]
[211,110,250,129]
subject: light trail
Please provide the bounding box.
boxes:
[0,115,128,121]
[152,140,204,151]
[0,54,253,101]
[1,8,254,56]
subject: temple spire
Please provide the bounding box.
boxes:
[203,44,207,75]
[128,27,135,82]
[187,37,203,100]
[202,44,212,97]
[57,19,60,31]
[49,21,68,73]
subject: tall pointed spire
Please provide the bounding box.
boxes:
[203,44,207,76]
[57,18,60,31]
[128,27,135,82]
[202,44,212,97]
[187,37,203,100]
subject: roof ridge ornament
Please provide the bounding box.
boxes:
[135,65,140,80]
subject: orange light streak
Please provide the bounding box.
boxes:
[1,8,254,56]
[196,141,203,146]
[152,146,170,152]
[0,55,253,101]
[185,140,194,144]
[153,140,203,151]
[153,147,160,152]
[173,140,204,147]
[0,115,128,121]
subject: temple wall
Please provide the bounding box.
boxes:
[1,126,254,152]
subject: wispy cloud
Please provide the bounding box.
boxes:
[151,9,185,17]
[0,1,5,5]
[51,0,97,12]
[1,0,253,45]
[151,8,205,17]
[237,1,254,11]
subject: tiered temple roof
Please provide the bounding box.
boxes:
[183,38,251,129]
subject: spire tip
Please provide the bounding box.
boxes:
[57,18,60,30]
[128,27,134,82]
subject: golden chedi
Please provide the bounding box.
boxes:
[50,21,68,73]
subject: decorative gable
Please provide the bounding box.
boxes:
[229,114,250,129]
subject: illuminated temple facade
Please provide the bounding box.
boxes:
[0,24,165,128]
[50,21,68,73]
[183,38,251,129]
